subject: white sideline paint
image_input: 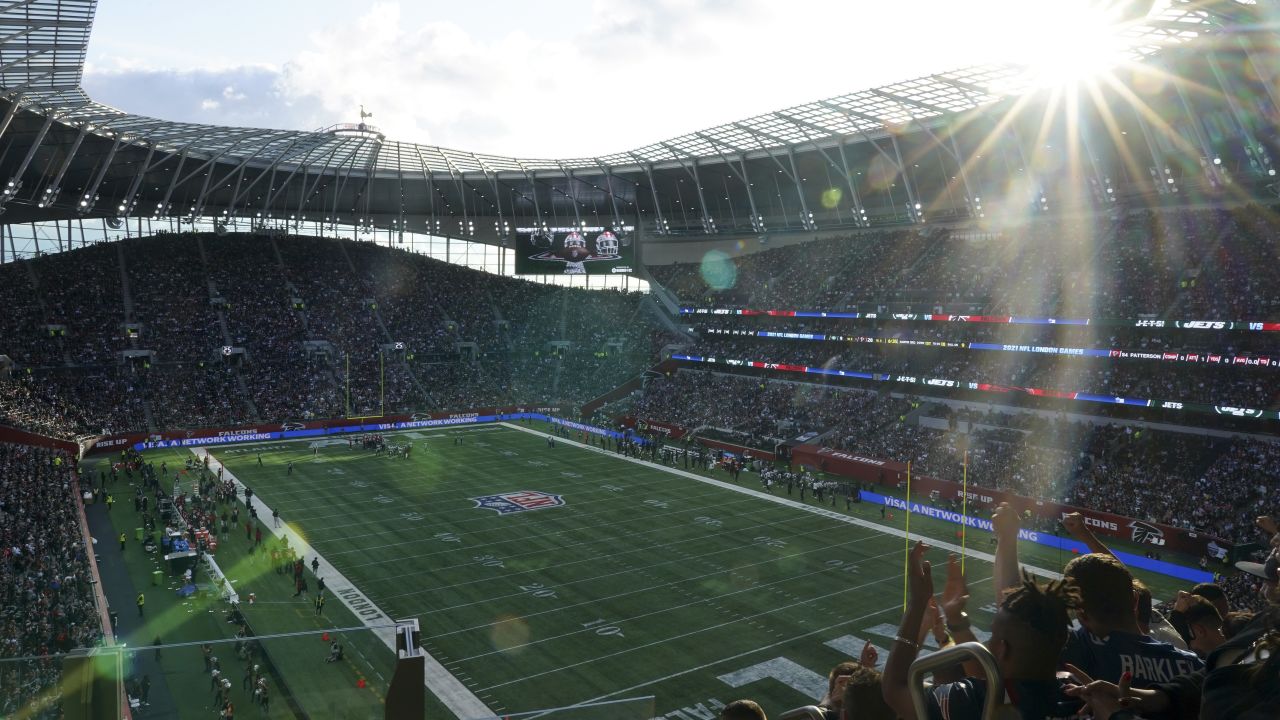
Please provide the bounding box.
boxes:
[716,657,826,700]
[498,422,1063,580]
[191,447,495,720]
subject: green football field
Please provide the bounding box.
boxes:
[183,421,1193,719]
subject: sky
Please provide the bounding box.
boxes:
[82,0,1152,159]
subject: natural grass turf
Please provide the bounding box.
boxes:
[178,421,1208,717]
[92,449,437,720]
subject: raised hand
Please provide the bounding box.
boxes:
[859,639,878,668]
[908,540,933,607]
[992,502,1020,539]
[940,553,970,624]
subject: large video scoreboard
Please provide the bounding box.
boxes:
[514,226,635,275]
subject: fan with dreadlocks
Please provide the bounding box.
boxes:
[883,542,1085,720]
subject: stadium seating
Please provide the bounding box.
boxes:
[0,233,655,436]
[0,443,103,717]
[652,206,1280,319]
[628,369,1278,544]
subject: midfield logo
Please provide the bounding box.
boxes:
[471,490,566,515]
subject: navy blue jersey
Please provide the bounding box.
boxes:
[927,678,1073,720]
[1060,627,1203,688]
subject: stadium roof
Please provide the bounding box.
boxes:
[0,0,1232,176]
[0,0,1271,241]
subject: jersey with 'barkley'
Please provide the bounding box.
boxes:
[1059,627,1203,688]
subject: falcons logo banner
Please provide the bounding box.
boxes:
[471,491,566,515]
[1129,520,1167,546]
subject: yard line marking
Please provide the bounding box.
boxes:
[452,545,906,660]
[475,568,913,692]
[317,492,762,563]
[499,422,1063,580]
[557,575,994,712]
[379,503,858,605]
[416,524,888,631]
[193,447,494,720]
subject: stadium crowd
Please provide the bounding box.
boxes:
[629,370,1278,545]
[653,206,1280,320]
[0,443,103,718]
[0,233,656,437]
[720,513,1280,720]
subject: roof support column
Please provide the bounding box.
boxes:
[1236,34,1279,116]
[118,144,156,217]
[1002,122,1047,213]
[40,123,87,208]
[1132,112,1175,196]
[696,132,762,231]
[1206,51,1272,178]
[0,110,51,205]
[158,150,188,218]
[0,95,24,146]
[639,162,667,235]
[1170,81,1224,187]
[79,136,122,214]
[559,164,584,232]
[886,132,922,222]
[1076,118,1113,207]
[834,141,868,226]
[685,160,716,234]
[594,162,625,230]
[784,149,813,230]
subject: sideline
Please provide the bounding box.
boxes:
[499,422,1063,580]
[191,447,494,720]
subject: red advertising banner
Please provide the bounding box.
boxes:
[791,444,1226,558]
[0,423,79,455]
[635,418,688,440]
[622,416,777,461]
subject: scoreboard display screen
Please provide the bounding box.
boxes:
[514,226,635,276]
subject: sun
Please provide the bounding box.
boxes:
[983,1,1149,89]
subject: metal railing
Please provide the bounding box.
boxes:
[908,641,1017,720]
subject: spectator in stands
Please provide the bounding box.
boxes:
[1059,552,1204,686]
[882,541,1080,719]
[1170,593,1227,659]
[0,443,102,716]
[839,664,895,720]
[720,699,767,720]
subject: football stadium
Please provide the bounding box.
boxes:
[1,1,1279,718]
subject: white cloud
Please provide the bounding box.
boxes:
[84,1,1148,158]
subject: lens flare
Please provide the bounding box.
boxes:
[700,250,737,291]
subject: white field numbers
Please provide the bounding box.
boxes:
[519,582,557,599]
[582,618,625,638]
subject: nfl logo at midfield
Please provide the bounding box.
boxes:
[471,490,566,515]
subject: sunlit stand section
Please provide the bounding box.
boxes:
[386,618,425,719]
